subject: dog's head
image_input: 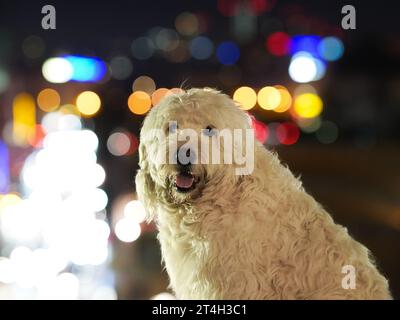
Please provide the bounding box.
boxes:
[135,88,255,220]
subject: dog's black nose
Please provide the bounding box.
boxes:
[176,147,197,167]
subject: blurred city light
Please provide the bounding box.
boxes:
[251,116,269,144]
[110,56,133,80]
[190,36,214,60]
[151,88,172,106]
[290,35,321,57]
[155,28,180,52]
[175,12,199,36]
[276,122,300,145]
[37,88,60,112]
[316,121,339,143]
[128,91,152,115]
[115,217,141,243]
[131,37,155,60]
[132,75,156,94]
[297,116,322,133]
[42,57,73,83]
[76,91,101,117]
[318,36,344,61]
[288,52,318,83]
[107,132,131,156]
[233,86,257,110]
[64,55,107,82]
[0,67,10,93]
[12,93,36,146]
[216,41,240,65]
[294,93,323,119]
[273,86,292,113]
[124,200,146,223]
[257,86,281,110]
[0,141,10,193]
[265,32,292,56]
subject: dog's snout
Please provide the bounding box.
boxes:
[176,147,197,167]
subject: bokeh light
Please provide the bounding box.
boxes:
[266,32,291,56]
[155,28,180,52]
[217,0,239,17]
[233,86,257,110]
[115,218,141,243]
[274,86,292,113]
[289,52,317,83]
[318,36,344,61]
[175,12,199,36]
[12,92,36,146]
[76,91,101,117]
[290,35,321,57]
[294,93,323,119]
[132,75,156,94]
[316,121,339,143]
[42,58,73,83]
[131,37,155,60]
[257,86,281,110]
[0,141,10,193]
[151,88,172,106]
[124,200,146,223]
[37,88,60,112]
[110,56,133,80]
[276,122,300,145]
[65,55,107,82]
[297,117,322,133]
[128,91,152,115]
[190,36,214,60]
[251,116,269,143]
[107,132,131,156]
[0,68,10,93]
[216,41,240,65]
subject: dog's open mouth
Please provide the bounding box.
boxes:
[174,172,197,193]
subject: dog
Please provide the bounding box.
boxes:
[135,88,391,299]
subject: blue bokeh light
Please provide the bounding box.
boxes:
[290,35,322,58]
[318,37,344,61]
[64,55,107,82]
[216,41,240,65]
[0,140,9,193]
[190,36,214,60]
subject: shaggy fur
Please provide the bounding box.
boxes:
[135,88,392,300]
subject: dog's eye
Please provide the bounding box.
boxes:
[203,125,216,137]
[168,122,177,134]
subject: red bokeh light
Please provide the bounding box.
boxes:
[28,125,45,149]
[265,32,292,56]
[249,0,276,15]
[217,0,239,17]
[276,122,300,145]
[250,116,269,144]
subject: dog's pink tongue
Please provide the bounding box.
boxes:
[175,174,194,189]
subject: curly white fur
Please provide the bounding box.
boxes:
[135,88,392,300]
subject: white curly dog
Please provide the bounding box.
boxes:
[136,88,391,299]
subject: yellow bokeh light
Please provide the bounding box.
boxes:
[37,88,60,112]
[151,88,172,106]
[13,92,36,146]
[76,91,101,117]
[257,86,281,110]
[0,193,22,212]
[59,104,80,115]
[128,91,152,115]
[233,86,257,110]
[274,87,292,113]
[294,93,323,118]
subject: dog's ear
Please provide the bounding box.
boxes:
[135,143,157,222]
